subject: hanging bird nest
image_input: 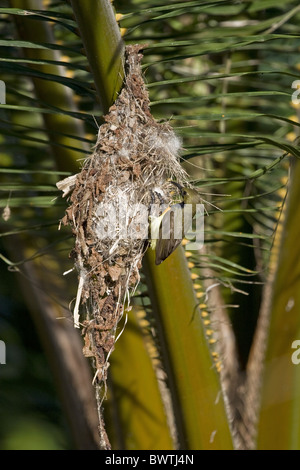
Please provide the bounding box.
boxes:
[56,44,188,392]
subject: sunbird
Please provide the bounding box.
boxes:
[151,182,202,265]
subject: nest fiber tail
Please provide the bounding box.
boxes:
[57,44,187,388]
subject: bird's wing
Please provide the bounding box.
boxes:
[155,236,182,265]
[155,204,183,265]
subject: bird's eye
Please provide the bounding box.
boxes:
[182,190,186,196]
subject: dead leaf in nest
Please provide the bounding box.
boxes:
[56,174,78,197]
[98,294,114,313]
[118,171,130,184]
[99,143,112,153]
[129,270,140,285]
[64,206,74,224]
[133,163,141,176]
[108,264,122,282]
[102,334,115,352]
[60,214,68,226]
[100,285,107,297]
[97,169,112,192]
[117,155,131,167]
[82,334,93,358]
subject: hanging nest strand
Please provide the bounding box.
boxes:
[57,44,188,389]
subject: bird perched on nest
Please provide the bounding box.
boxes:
[150,182,202,265]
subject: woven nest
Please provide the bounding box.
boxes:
[57,44,188,389]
